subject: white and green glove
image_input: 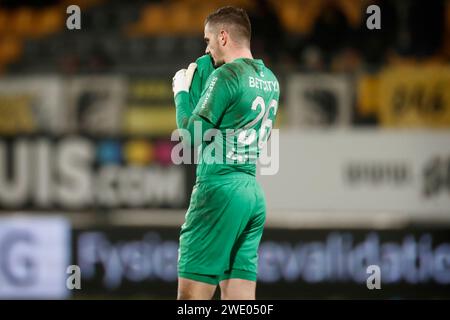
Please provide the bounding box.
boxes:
[172,62,197,97]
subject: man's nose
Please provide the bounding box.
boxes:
[205,47,210,54]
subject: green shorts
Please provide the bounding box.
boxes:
[178,173,266,285]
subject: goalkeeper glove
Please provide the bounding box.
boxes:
[172,62,197,97]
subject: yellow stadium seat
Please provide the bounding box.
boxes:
[337,0,363,28]
[167,2,195,34]
[0,10,9,35]
[33,7,64,37]
[277,2,302,33]
[0,37,22,65]
[189,5,208,34]
[271,0,325,35]
[9,8,35,36]
[197,3,224,23]
[61,0,106,10]
[127,4,168,36]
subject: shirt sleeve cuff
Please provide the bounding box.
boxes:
[174,91,190,109]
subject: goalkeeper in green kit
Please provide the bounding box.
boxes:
[172,6,279,300]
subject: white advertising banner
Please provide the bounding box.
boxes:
[0,137,186,209]
[257,130,450,215]
[0,216,70,299]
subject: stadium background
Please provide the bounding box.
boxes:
[0,0,449,299]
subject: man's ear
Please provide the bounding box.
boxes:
[219,30,227,46]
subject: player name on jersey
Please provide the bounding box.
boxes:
[248,76,279,92]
